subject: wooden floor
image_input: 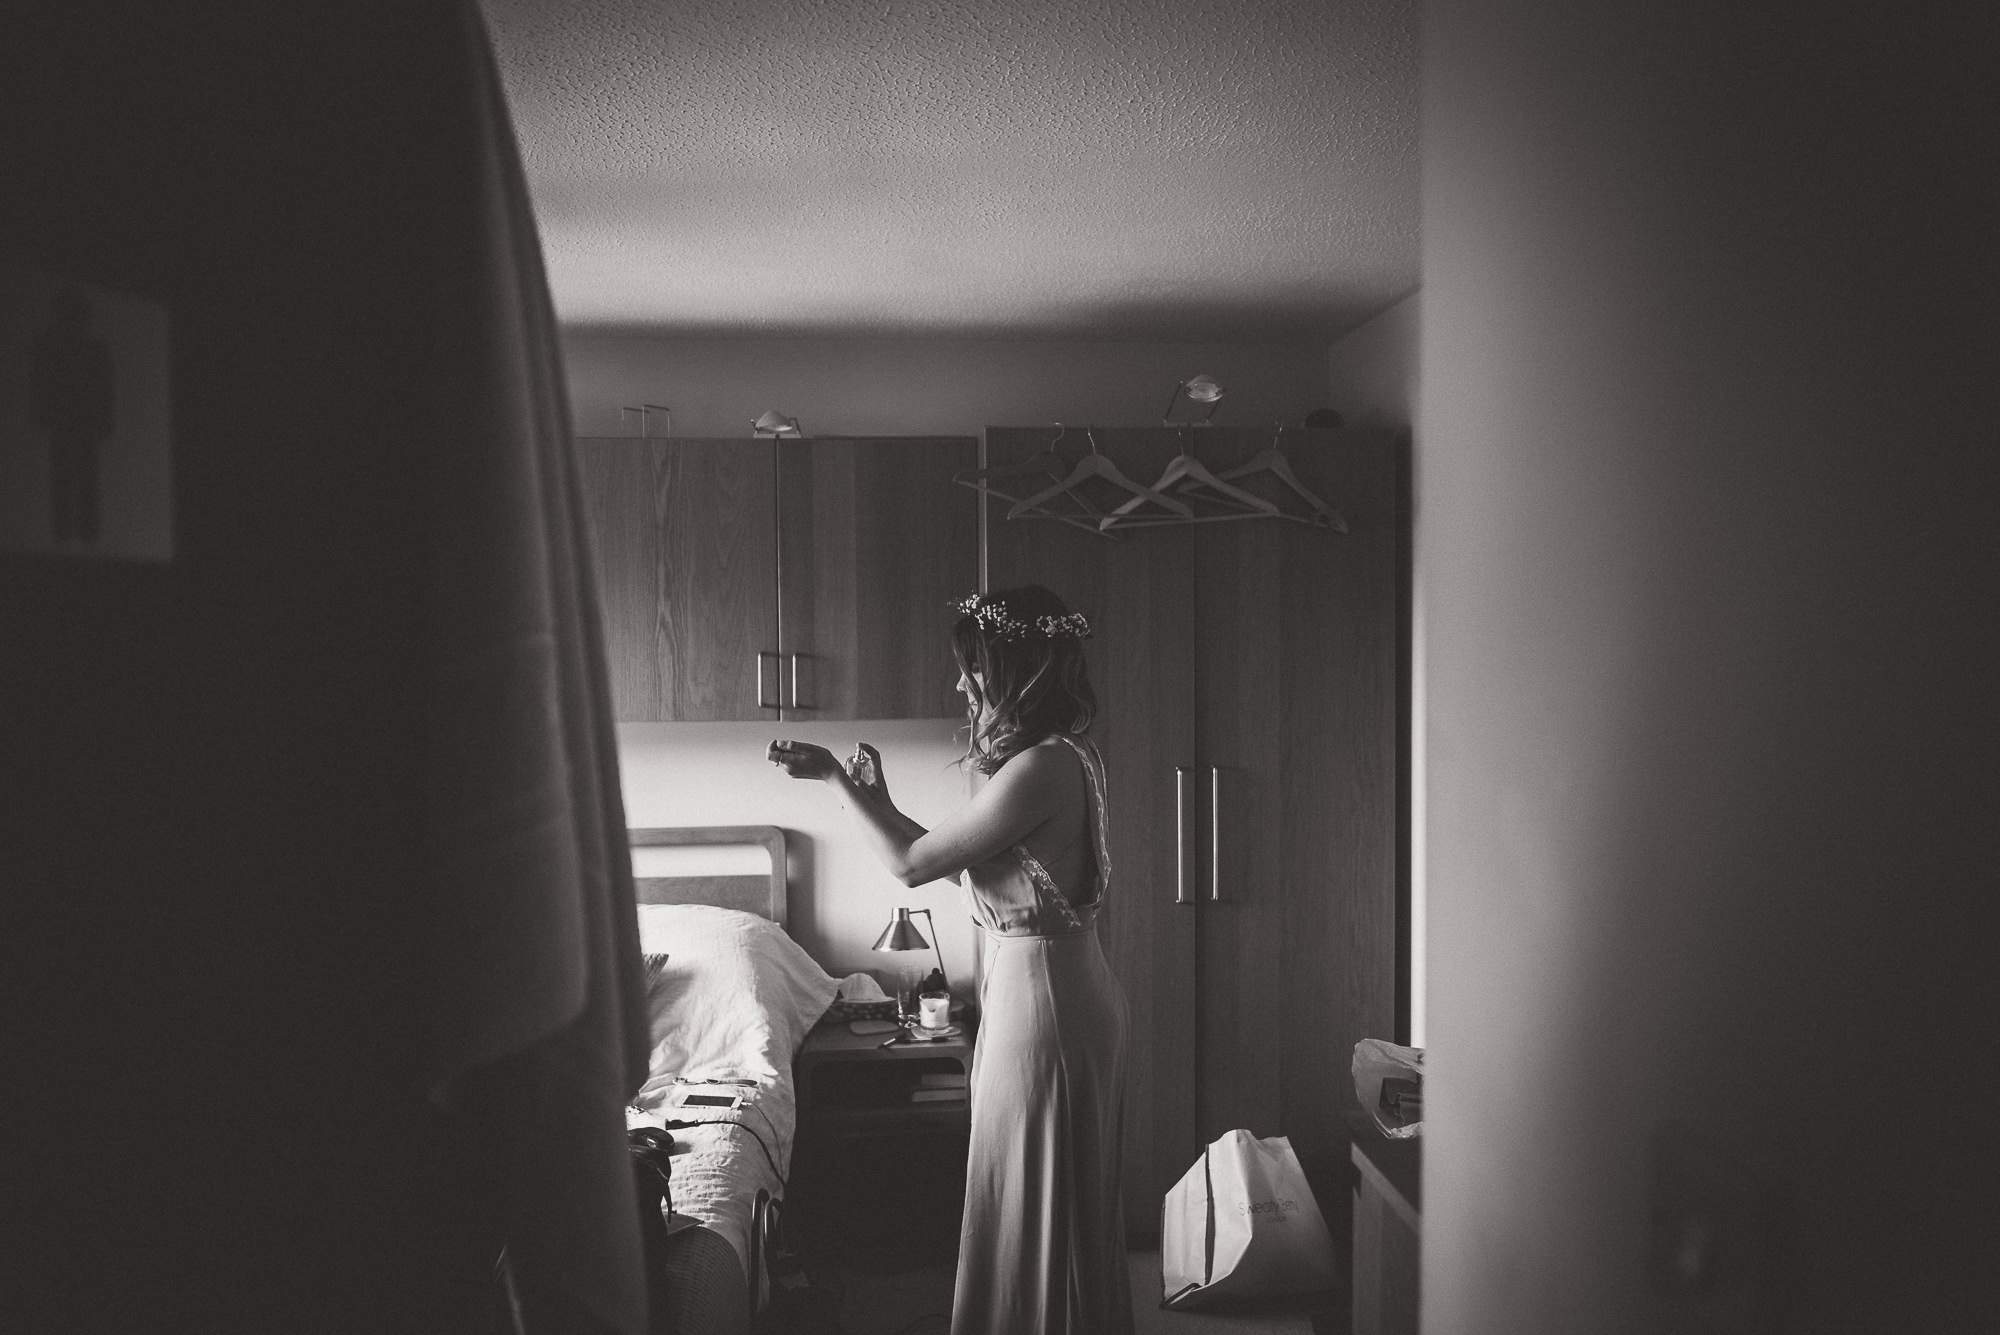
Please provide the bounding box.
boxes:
[1129,1252,1325,1335]
[820,1251,1329,1335]
[783,1128,1343,1334]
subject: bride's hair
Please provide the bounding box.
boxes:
[951,584,1097,775]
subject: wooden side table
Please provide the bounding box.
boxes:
[1349,1115,1421,1335]
[794,1018,978,1136]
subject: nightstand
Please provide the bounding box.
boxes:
[794,1017,977,1136]
[789,1019,977,1268]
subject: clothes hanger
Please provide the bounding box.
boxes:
[953,425,1111,537]
[1007,429,1193,523]
[1098,429,1279,531]
[1186,425,1347,531]
[955,423,1074,485]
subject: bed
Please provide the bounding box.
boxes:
[623,825,840,1335]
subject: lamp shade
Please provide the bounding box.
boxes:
[872,907,931,952]
[752,409,802,437]
[1163,373,1225,426]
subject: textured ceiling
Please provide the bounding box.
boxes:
[482,0,1418,341]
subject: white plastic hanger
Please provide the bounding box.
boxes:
[1007,429,1192,523]
[1099,431,1280,531]
[953,425,1111,537]
[957,424,1074,489]
[1184,425,1347,531]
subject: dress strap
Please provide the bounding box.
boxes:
[1053,733,1113,906]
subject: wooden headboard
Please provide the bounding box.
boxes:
[628,825,787,928]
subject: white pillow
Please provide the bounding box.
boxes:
[634,903,838,1082]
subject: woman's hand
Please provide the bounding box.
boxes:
[845,742,891,803]
[766,739,842,781]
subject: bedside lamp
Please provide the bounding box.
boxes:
[872,907,948,1021]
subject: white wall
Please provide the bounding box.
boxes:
[561,335,1336,439]
[1325,292,1419,432]
[1423,4,1996,1332]
[1327,290,1423,1046]
[617,719,982,994]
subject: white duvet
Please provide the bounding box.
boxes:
[624,904,840,1275]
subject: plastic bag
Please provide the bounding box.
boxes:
[1160,1129,1340,1310]
[1351,1038,1424,1138]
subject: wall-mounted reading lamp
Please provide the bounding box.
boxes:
[1163,374,1224,426]
[752,410,803,438]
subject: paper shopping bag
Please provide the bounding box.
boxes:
[1160,1129,1340,1310]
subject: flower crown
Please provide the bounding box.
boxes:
[955,594,1092,642]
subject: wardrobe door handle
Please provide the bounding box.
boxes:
[756,651,781,711]
[1175,767,1196,905]
[786,653,814,710]
[1209,766,1225,902]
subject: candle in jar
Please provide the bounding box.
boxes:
[918,993,950,1030]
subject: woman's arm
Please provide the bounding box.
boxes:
[828,767,946,885]
[768,739,1066,887]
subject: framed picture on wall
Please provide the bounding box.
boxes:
[1,263,172,563]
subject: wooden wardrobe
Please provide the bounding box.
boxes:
[983,425,1404,1235]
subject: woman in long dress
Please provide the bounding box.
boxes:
[767,583,1134,1335]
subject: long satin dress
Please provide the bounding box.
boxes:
[952,733,1135,1335]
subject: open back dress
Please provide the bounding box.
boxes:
[952,732,1135,1335]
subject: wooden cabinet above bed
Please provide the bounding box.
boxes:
[579,437,777,722]
[577,436,979,722]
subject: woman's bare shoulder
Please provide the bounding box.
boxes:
[990,737,1084,796]
[1008,736,1075,763]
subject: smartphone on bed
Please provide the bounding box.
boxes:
[666,1086,748,1111]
